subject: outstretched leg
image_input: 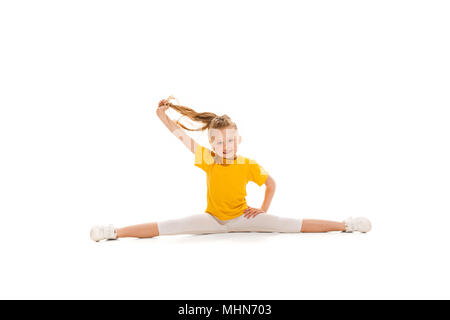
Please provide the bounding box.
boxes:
[225,214,345,233]
[116,213,227,239]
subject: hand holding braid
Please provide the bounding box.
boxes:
[157,95,179,115]
[156,95,237,132]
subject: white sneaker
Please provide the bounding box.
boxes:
[90,224,117,242]
[343,217,372,233]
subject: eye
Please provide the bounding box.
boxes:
[217,141,222,145]
[228,139,233,142]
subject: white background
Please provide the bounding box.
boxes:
[1,0,449,299]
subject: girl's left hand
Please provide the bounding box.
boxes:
[243,206,265,219]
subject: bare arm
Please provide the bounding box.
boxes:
[261,175,276,213]
[156,100,197,154]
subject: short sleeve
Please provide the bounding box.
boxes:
[194,143,215,172]
[247,159,269,186]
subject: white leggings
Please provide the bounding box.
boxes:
[157,213,303,235]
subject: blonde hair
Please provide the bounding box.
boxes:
[161,95,238,139]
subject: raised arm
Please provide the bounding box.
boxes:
[156,99,197,154]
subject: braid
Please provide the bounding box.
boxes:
[160,95,237,132]
[161,95,217,131]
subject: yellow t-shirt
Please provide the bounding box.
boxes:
[194,144,269,220]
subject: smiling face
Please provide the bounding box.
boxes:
[208,127,242,160]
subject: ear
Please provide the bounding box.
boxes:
[238,136,242,144]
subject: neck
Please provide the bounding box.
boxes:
[214,153,237,164]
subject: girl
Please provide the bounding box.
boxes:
[90,96,371,242]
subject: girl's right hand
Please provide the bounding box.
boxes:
[156,99,170,116]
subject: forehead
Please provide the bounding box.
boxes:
[209,128,238,141]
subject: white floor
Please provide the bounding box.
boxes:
[2,220,449,299]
